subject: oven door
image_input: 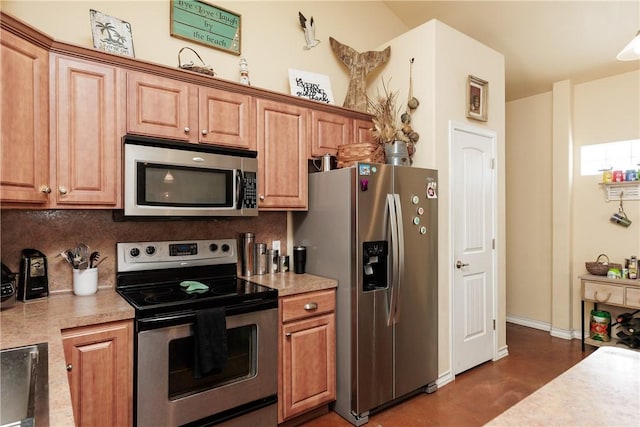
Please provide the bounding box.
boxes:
[136,308,277,427]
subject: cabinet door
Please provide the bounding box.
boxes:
[256,98,308,210]
[353,118,375,144]
[198,87,254,149]
[310,110,351,158]
[126,72,197,141]
[62,320,133,427]
[280,313,336,421]
[0,29,50,204]
[52,55,122,207]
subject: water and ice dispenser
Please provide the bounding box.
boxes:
[362,241,388,291]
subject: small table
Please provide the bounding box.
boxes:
[580,274,640,351]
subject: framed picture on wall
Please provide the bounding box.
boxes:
[466,75,488,121]
[89,9,135,57]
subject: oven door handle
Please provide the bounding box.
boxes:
[138,311,196,330]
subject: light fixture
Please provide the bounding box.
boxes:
[163,170,175,184]
[617,30,640,61]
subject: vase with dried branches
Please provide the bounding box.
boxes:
[367,79,411,165]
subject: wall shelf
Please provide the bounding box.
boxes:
[599,182,640,201]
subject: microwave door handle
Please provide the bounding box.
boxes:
[236,170,245,210]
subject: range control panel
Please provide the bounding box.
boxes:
[117,239,237,272]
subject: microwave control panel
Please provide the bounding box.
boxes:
[243,172,257,208]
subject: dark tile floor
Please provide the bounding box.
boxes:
[301,323,595,427]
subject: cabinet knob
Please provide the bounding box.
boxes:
[259,195,265,201]
[59,187,68,195]
[184,127,190,133]
[40,185,51,194]
[304,302,318,311]
[66,364,72,372]
[201,129,209,135]
[285,333,292,337]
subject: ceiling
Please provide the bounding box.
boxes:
[383,1,640,101]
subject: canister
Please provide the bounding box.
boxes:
[267,249,279,273]
[254,243,267,275]
[240,232,255,276]
[278,255,289,272]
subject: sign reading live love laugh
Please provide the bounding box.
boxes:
[171,0,241,55]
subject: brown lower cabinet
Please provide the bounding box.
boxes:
[278,289,336,423]
[62,320,133,427]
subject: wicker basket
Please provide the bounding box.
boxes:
[585,254,622,276]
[336,143,385,168]
[178,47,216,76]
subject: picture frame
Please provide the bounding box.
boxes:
[466,75,488,121]
[89,9,135,57]
[171,0,241,55]
[288,69,335,105]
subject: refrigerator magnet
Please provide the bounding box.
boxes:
[427,182,437,199]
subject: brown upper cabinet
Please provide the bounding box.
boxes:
[126,71,254,150]
[51,54,122,207]
[0,29,50,204]
[310,110,351,158]
[256,98,308,210]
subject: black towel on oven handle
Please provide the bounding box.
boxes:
[193,307,228,378]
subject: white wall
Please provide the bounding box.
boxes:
[505,70,640,334]
[1,1,408,105]
[372,19,506,379]
[505,92,553,327]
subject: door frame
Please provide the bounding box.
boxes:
[448,120,499,377]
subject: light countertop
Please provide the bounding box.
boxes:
[243,272,338,296]
[0,289,135,427]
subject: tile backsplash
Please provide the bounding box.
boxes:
[1,210,286,293]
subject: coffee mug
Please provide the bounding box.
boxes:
[610,212,631,227]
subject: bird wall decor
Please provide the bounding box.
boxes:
[299,12,320,50]
[329,37,391,112]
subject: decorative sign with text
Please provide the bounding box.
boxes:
[171,0,241,55]
[288,69,335,105]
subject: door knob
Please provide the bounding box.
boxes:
[456,260,469,269]
[59,187,68,195]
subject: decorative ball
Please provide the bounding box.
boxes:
[400,112,412,124]
[407,97,420,110]
[408,131,420,143]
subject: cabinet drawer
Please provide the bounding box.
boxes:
[583,281,624,305]
[281,290,335,323]
[626,287,640,309]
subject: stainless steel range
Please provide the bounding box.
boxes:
[116,239,278,427]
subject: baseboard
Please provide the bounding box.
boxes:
[436,369,454,388]
[506,315,577,341]
[549,327,573,340]
[506,315,551,331]
[495,344,509,360]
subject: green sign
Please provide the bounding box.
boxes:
[171,0,241,55]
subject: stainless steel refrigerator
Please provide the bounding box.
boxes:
[293,163,438,426]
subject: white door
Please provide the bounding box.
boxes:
[451,122,497,375]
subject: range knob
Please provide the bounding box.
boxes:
[221,244,230,252]
[209,243,218,252]
[129,247,140,258]
[145,246,156,256]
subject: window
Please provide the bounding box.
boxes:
[580,139,640,176]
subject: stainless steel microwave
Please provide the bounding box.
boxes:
[123,135,258,217]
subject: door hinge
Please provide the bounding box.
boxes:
[493,319,496,330]
[490,158,495,169]
[492,238,495,250]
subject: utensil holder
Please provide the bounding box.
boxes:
[73,268,98,296]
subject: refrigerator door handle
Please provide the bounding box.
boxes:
[393,193,404,323]
[387,194,400,326]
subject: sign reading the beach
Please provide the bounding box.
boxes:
[171,0,241,55]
